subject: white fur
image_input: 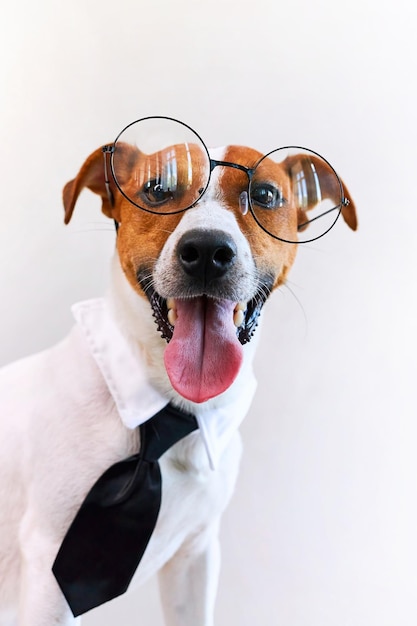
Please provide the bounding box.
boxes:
[0,165,266,626]
[153,203,257,301]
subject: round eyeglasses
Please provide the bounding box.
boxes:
[103,116,349,244]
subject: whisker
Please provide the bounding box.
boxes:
[281,282,309,338]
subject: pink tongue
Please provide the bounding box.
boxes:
[164,298,243,403]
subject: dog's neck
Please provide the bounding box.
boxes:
[107,253,261,416]
[73,269,260,469]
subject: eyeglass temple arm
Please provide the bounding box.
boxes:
[297,199,350,230]
[102,145,115,208]
[102,145,119,232]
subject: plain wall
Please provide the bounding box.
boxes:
[1,0,416,624]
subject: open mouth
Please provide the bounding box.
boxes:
[147,290,268,346]
[139,272,271,404]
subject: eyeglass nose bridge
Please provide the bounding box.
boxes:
[208,159,255,216]
[209,158,255,179]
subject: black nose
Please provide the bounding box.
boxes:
[177,229,237,284]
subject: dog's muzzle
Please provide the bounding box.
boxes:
[137,228,273,403]
[138,228,272,348]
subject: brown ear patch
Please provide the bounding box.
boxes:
[285,154,357,232]
[340,186,357,231]
[63,147,108,224]
[62,143,141,225]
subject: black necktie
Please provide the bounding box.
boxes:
[52,403,198,617]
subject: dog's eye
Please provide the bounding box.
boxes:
[142,179,173,206]
[250,184,285,209]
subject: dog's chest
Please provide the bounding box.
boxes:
[129,431,242,586]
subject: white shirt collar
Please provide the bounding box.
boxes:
[72,298,257,469]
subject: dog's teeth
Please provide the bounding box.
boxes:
[167,308,178,327]
[233,309,245,328]
[166,298,177,327]
[233,301,247,327]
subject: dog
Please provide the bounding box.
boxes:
[0,118,357,626]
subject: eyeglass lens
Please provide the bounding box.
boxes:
[249,148,343,243]
[111,117,211,215]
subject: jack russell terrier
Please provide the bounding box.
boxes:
[0,117,357,626]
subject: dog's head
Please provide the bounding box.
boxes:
[63,121,357,404]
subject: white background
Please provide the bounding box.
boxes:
[1,0,416,624]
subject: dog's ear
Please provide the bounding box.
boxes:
[63,147,115,224]
[63,143,140,225]
[284,154,357,232]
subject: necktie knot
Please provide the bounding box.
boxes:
[140,404,198,462]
